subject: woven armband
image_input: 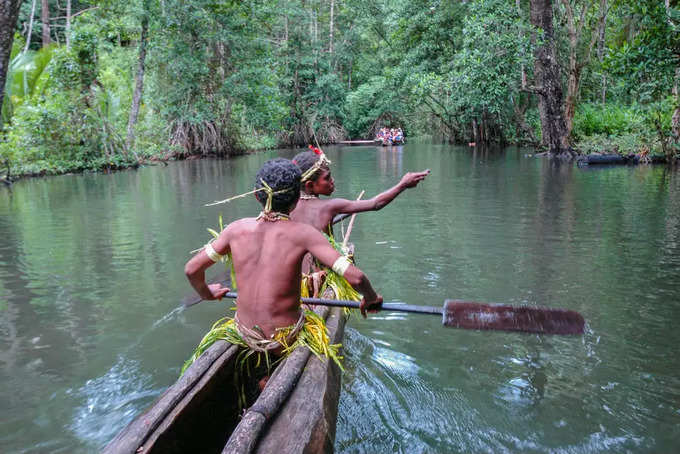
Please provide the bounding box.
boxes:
[331,256,351,276]
[204,242,224,262]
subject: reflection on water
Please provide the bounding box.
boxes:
[1,146,680,453]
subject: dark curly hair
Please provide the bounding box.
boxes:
[292,150,328,182]
[254,158,301,212]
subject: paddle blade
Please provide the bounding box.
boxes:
[442,300,585,335]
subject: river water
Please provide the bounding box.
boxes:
[1,144,679,453]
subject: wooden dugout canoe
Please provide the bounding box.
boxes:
[103,305,347,454]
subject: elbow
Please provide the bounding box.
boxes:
[184,261,198,280]
[345,268,366,288]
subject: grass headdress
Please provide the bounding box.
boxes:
[294,145,332,183]
[205,179,294,212]
[204,158,301,217]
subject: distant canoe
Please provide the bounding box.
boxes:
[337,140,377,145]
[103,306,346,454]
[375,137,405,146]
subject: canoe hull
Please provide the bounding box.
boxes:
[103,306,346,454]
[255,305,345,453]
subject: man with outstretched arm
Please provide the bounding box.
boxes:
[288,147,428,300]
[290,147,429,235]
[184,158,382,370]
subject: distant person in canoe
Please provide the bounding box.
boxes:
[182,158,383,374]
[393,128,404,144]
[375,127,404,145]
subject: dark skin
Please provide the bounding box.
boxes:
[185,202,384,334]
[290,169,431,235]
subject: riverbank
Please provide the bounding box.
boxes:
[2,140,677,186]
[0,149,242,185]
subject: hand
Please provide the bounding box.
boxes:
[360,294,383,318]
[399,169,430,188]
[207,283,230,300]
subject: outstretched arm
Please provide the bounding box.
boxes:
[184,229,231,301]
[328,169,430,215]
[304,226,383,317]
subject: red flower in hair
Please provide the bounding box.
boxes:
[308,144,322,155]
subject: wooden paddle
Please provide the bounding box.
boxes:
[185,291,584,335]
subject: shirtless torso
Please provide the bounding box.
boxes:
[185,216,381,338]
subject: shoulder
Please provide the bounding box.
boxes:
[286,220,324,242]
[288,220,319,235]
[223,217,257,235]
[298,197,342,217]
[324,197,352,210]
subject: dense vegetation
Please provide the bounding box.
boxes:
[0,0,678,179]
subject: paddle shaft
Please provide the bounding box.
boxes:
[332,213,351,224]
[218,292,442,316]
[213,293,584,335]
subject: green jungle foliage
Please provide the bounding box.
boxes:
[1,0,678,179]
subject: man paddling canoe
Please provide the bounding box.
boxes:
[183,158,383,372]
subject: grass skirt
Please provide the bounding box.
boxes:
[181,309,343,376]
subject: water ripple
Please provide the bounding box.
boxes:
[68,356,162,450]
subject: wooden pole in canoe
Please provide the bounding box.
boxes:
[222,344,313,454]
[341,190,364,253]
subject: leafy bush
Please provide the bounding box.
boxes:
[576,132,652,155]
[1,41,55,124]
[49,27,99,92]
[572,103,646,139]
[572,101,676,157]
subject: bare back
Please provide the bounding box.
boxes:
[217,218,341,337]
[185,214,380,331]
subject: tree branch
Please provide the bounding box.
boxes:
[49,6,98,21]
[520,84,545,96]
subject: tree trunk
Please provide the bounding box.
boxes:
[125,13,148,155]
[481,109,489,144]
[513,98,539,146]
[41,0,50,46]
[329,0,334,56]
[25,0,36,52]
[514,0,539,147]
[66,0,71,49]
[597,0,608,104]
[347,59,352,90]
[516,0,528,94]
[0,0,23,128]
[667,0,679,156]
[672,66,680,152]
[564,63,581,137]
[561,0,605,137]
[530,0,572,156]
[313,8,318,72]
